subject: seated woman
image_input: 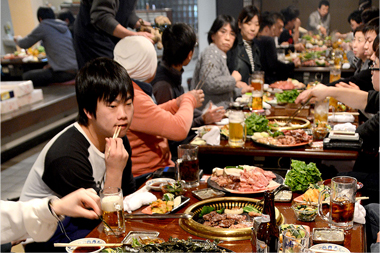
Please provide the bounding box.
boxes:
[227,5,262,84]
[114,36,204,184]
[191,15,252,110]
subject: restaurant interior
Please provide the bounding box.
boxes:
[1,0,379,252]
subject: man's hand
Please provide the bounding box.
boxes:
[236,81,253,94]
[335,81,359,90]
[188,89,205,108]
[105,137,128,173]
[294,18,301,29]
[294,43,305,52]
[231,70,242,82]
[51,188,101,219]
[135,31,154,44]
[319,26,327,36]
[202,102,226,124]
[293,57,301,67]
[295,83,328,104]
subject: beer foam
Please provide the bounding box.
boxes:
[101,195,123,212]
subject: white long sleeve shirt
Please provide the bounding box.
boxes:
[1,197,58,244]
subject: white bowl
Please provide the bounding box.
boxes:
[309,243,350,252]
[146,178,176,191]
[66,238,105,253]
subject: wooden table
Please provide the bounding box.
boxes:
[86,179,366,252]
[1,57,48,81]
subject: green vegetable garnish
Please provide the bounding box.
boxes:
[216,208,225,214]
[225,166,244,170]
[284,159,322,192]
[275,89,300,104]
[243,205,261,213]
[199,206,215,218]
[245,113,269,135]
[131,238,142,248]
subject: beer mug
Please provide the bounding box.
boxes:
[228,109,246,147]
[314,98,329,125]
[318,176,357,230]
[329,66,341,83]
[249,71,264,91]
[177,144,199,188]
[100,187,126,236]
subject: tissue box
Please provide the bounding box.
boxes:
[17,89,43,107]
[1,80,34,97]
[1,97,19,114]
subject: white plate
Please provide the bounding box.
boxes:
[66,238,105,253]
[146,178,176,191]
[309,243,350,252]
[265,98,278,105]
[215,118,229,126]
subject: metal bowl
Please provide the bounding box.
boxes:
[267,116,310,131]
[179,197,283,241]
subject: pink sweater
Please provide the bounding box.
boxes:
[128,82,196,176]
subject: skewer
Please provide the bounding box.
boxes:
[194,63,213,90]
[106,126,121,159]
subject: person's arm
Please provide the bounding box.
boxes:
[295,84,368,110]
[152,81,174,104]
[293,18,301,43]
[328,69,373,91]
[1,189,100,244]
[14,25,44,49]
[308,12,319,34]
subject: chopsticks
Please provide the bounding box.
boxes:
[106,126,121,159]
[328,112,359,116]
[284,97,312,126]
[54,243,123,247]
[194,63,213,90]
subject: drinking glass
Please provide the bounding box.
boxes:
[176,144,199,188]
[249,71,265,91]
[318,176,357,230]
[228,109,246,147]
[282,228,310,253]
[100,187,125,236]
[314,98,329,125]
[277,48,286,62]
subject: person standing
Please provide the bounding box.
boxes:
[307,0,331,36]
[73,0,153,68]
[14,7,77,86]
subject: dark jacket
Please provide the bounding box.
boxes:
[227,33,261,84]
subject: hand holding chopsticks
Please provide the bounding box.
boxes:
[106,126,121,159]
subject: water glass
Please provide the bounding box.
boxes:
[282,228,310,253]
[100,187,125,236]
[314,98,329,125]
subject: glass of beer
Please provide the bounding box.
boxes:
[329,66,341,83]
[228,109,246,147]
[177,144,199,188]
[318,176,357,230]
[100,187,125,236]
[314,98,329,125]
[249,71,265,91]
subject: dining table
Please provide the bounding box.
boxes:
[86,177,366,252]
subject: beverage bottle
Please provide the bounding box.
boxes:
[251,216,262,252]
[256,190,279,252]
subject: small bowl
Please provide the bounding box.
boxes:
[146,178,176,191]
[160,181,185,196]
[66,238,105,253]
[292,203,318,222]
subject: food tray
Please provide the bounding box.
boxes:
[122,231,160,245]
[192,188,225,200]
[274,190,293,202]
[312,228,345,245]
[267,116,310,130]
[179,197,284,241]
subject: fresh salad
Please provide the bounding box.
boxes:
[284,160,322,192]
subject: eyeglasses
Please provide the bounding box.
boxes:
[369,62,380,71]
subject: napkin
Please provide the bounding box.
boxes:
[328,114,355,122]
[123,186,157,213]
[202,126,220,145]
[333,122,356,132]
[354,201,366,224]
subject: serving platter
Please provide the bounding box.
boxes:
[252,139,312,149]
[207,173,284,194]
[179,197,283,241]
[267,116,310,131]
[141,196,190,214]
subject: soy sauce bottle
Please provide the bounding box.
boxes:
[256,191,279,252]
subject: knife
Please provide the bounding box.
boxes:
[124,213,193,219]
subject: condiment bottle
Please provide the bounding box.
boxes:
[256,190,279,252]
[256,214,278,253]
[251,216,262,252]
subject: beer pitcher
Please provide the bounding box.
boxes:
[228,109,246,147]
[318,176,357,230]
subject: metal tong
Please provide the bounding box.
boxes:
[194,62,213,90]
[284,97,312,126]
[257,184,291,205]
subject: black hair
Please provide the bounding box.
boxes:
[271,12,284,23]
[207,15,238,44]
[361,6,379,24]
[359,0,372,11]
[37,7,55,21]
[57,10,75,25]
[318,0,330,8]
[363,17,379,35]
[259,11,275,32]
[373,34,379,56]
[280,5,300,25]
[237,5,260,25]
[75,57,134,126]
[348,10,363,24]
[162,23,196,67]
[353,24,365,36]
